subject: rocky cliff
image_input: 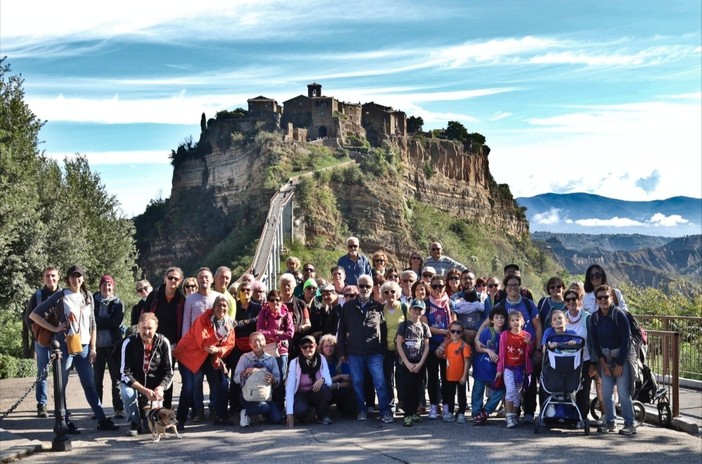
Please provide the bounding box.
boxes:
[135,129,530,280]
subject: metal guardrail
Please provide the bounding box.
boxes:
[638,316,702,381]
[644,329,680,417]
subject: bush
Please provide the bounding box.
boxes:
[0,354,37,379]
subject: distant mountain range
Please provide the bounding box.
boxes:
[516,193,702,237]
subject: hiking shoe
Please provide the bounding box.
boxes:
[411,414,422,423]
[37,404,48,418]
[357,411,368,421]
[113,409,125,419]
[317,416,332,425]
[380,414,394,424]
[428,405,438,419]
[443,412,455,422]
[456,413,466,424]
[127,421,140,437]
[403,416,413,427]
[619,424,637,435]
[522,413,534,424]
[239,410,250,428]
[66,421,80,435]
[192,407,205,422]
[97,418,120,431]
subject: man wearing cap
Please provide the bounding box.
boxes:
[337,236,372,286]
[423,242,467,277]
[337,274,394,423]
[420,266,436,285]
[93,275,126,418]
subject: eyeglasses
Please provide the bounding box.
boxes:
[240,288,252,292]
[448,276,460,281]
[183,285,196,290]
[344,293,357,298]
[431,247,441,251]
[268,298,281,303]
[422,273,433,278]
[449,329,463,334]
[431,284,445,290]
[564,297,578,303]
[591,272,603,279]
[487,283,499,288]
[305,287,317,292]
[300,344,315,350]
[332,272,344,276]
[549,285,562,290]
[303,268,315,272]
[166,276,180,282]
[383,290,396,295]
[410,256,422,260]
[596,295,610,301]
[358,284,372,290]
[347,244,358,249]
[137,287,149,293]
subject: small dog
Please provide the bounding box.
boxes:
[145,407,182,443]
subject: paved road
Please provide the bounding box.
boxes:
[1,374,700,463]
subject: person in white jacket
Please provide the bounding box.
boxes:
[285,335,333,427]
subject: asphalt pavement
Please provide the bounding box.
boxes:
[1,371,700,463]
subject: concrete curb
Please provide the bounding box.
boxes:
[642,404,700,438]
[0,428,44,463]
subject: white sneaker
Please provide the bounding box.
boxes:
[443,412,455,422]
[240,410,250,427]
[428,405,438,419]
[456,413,466,424]
[506,415,517,428]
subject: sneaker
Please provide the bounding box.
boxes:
[97,418,120,431]
[599,421,617,433]
[619,424,637,435]
[416,406,427,415]
[506,416,517,429]
[403,416,413,427]
[443,412,455,422]
[240,410,250,428]
[192,407,205,422]
[380,414,394,424]
[113,409,125,419]
[66,421,81,435]
[456,413,466,424]
[366,406,376,414]
[411,414,422,423]
[128,422,140,437]
[357,411,368,421]
[37,404,48,418]
[428,405,438,420]
[317,416,332,425]
[522,413,534,424]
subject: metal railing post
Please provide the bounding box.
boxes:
[672,332,680,417]
[51,340,71,451]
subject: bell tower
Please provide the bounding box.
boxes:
[307,83,322,98]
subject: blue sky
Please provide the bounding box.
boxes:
[2,0,701,228]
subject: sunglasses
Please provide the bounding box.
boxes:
[431,284,445,290]
[448,276,460,281]
[344,293,357,298]
[347,244,359,248]
[268,298,281,303]
[596,295,610,301]
[402,279,414,283]
[240,287,252,292]
[449,329,463,334]
[591,272,603,279]
[183,285,196,290]
[564,297,578,303]
[374,259,385,263]
[300,344,315,350]
[358,284,372,290]
[305,287,317,292]
[388,275,399,279]
[383,290,396,295]
[410,256,422,260]
[137,287,149,292]
[549,285,562,290]
[166,275,180,282]
[487,283,499,288]
[304,268,315,272]
[422,273,434,278]
[431,248,441,251]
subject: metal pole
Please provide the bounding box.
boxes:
[672,332,680,417]
[51,340,71,451]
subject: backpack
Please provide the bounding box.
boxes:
[592,306,646,347]
[29,290,59,348]
[242,362,273,402]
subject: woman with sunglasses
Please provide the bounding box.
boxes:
[372,251,389,276]
[407,252,424,275]
[583,265,627,314]
[182,277,198,297]
[445,268,463,298]
[420,276,455,419]
[590,285,637,435]
[537,277,566,332]
[562,288,594,426]
[380,280,406,415]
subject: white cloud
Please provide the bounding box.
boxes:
[575,217,646,227]
[44,150,172,165]
[649,213,690,227]
[533,208,563,225]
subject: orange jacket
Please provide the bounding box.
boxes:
[173,309,235,373]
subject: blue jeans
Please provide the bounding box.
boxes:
[240,397,283,424]
[602,362,635,426]
[35,342,52,406]
[176,364,197,423]
[194,370,205,409]
[471,378,505,416]
[61,342,106,421]
[120,383,147,426]
[348,353,391,416]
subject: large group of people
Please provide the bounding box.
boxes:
[24,238,639,437]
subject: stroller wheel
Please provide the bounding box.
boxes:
[633,401,646,426]
[657,401,672,427]
[590,398,601,421]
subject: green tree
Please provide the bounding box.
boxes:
[407,116,424,134]
[444,120,468,141]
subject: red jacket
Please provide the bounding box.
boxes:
[173,309,235,373]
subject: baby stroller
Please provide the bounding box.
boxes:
[590,342,671,426]
[534,334,589,435]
